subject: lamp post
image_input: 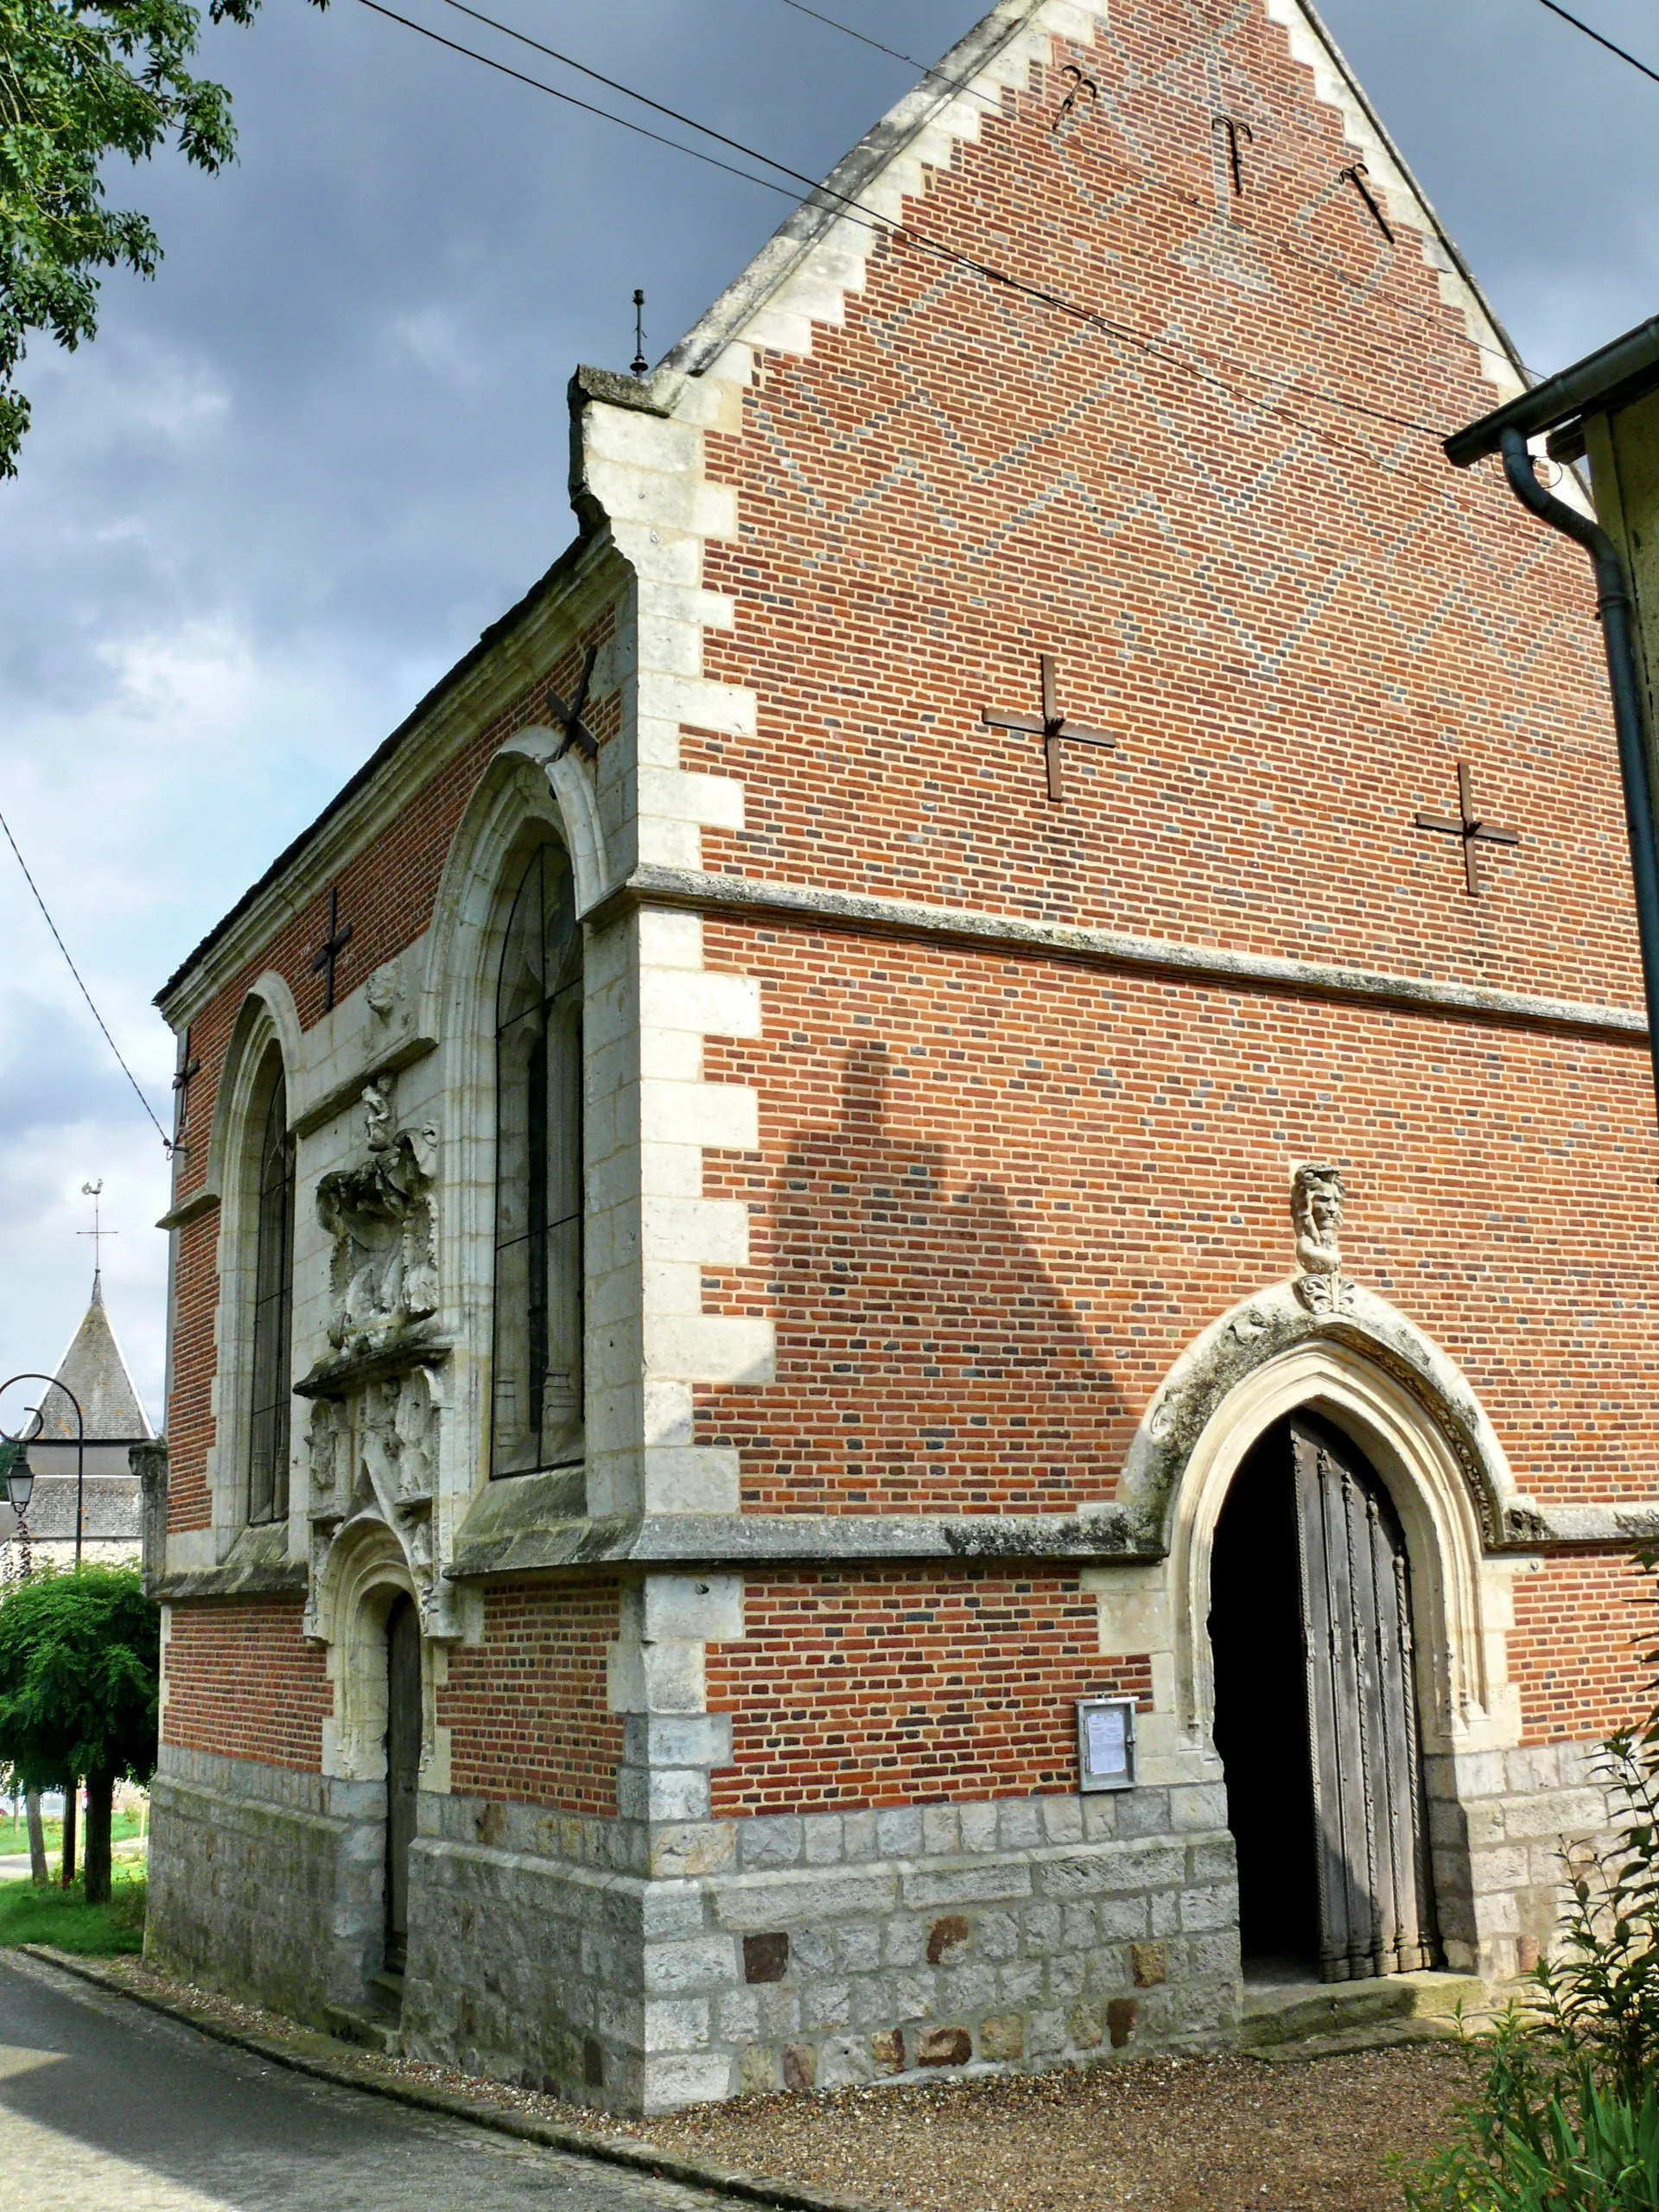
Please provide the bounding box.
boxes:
[0,1373,85,1568]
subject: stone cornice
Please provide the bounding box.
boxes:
[439,1497,1659,1582]
[155,532,626,1031]
[594,866,1648,1041]
[446,1507,1157,1580]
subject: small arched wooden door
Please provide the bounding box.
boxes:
[1290,1414,1436,1982]
[384,1595,422,1977]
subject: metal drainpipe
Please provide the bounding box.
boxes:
[1497,424,1659,1112]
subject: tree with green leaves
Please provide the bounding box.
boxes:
[1,0,320,477]
[0,1563,159,1902]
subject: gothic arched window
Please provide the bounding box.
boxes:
[492,842,583,1476]
[247,1066,296,1523]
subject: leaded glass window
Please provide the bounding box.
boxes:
[247,1067,296,1523]
[492,843,583,1475]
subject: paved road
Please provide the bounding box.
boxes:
[0,1951,750,2212]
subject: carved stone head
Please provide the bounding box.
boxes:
[365,963,403,1020]
[1291,1162,1344,1275]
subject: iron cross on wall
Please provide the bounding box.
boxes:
[1414,762,1520,897]
[312,885,353,1011]
[982,655,1116,802]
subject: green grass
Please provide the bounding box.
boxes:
[0,1870,146,1955]
[0,1808,146,1853]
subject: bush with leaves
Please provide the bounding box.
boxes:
[1406,1564,1659,2210]
[0,0,325,475]
[0,1563,158,1903]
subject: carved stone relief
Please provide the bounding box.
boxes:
[298,1077,458,1643]
[315,1084,441,1358]
[1291,1161,1357,1316]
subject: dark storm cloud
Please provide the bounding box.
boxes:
[0,0,1650,1402]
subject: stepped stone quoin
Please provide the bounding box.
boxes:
[143,0,1649,2119]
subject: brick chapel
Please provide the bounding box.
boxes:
[145,0,1659,2113]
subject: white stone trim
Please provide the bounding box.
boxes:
[1101,1318,1522,1783]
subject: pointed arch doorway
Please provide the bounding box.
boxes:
[1209,1411,1437,1983]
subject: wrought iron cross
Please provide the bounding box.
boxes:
[549,644,600,762]
[311,885,354,1010]
[1414,762,1520,897]
[171,1027,201,1147]
[983,654,1116,803]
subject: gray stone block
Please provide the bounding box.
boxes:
[959,1802,1000,1854]
[842,1812,878,1861]
[803,1815,843,1866]
[1179,1885,1234,1933]
[902,1861,1033,1909]
[875,1807,925,1857]
[740,1817,804,1869]
[800,1980,852,2031]
[1042,1797,1085,1845]
[643,1998,711,2052]
[996,1802,1046,1852]
[1117,1789,1173,1838]
[1082,1796,1118,1841]
[922,1805,961,1856]
[837,1923,882,1973]
[643,1936,739,1995]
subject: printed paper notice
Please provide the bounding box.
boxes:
[1085,1703,1128,1777]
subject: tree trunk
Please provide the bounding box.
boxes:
[83,1772,114,1905]
[60,1783,77,1887]
[25,1791,48,1885]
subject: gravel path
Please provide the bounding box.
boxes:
[635,2047,1466,2212]
[73,1956,1465,2212]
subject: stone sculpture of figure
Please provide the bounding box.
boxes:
[1291,1162,1344,1276]
[362,1078,394,1153]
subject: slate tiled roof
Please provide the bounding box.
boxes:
[35,1281,152,1442]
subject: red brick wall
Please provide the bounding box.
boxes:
[1511,1554,1653,1745]
[162,1600,331,1770]
[707,1567,1145,1813]
[698,922,1659,1515]
[692,14,1633,1014]
[439,1577,622,1814]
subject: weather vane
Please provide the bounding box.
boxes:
[631,289,648,378]
[79,1178,117,1285]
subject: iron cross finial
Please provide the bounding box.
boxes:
[549,644,601,762]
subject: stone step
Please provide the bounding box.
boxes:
[1240,1969,1484,2051]
[323,2003,401,2056]
[1249,2016,1465,2063]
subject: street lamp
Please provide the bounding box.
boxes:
[0,1375,85,1567]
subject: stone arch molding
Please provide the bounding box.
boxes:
[418,729,610,1038]
[1122,1281,1521,1756]
[206,971,303,1197]
[312,1514,423,1783]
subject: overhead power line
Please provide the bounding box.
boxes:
[1533,0,1659,85]
[353,0,1451,464]
[0,810,173,1154]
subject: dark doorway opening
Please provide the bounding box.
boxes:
[384,1594,421,1981]
[1209,1412,1438,1985]
[1210,1426,1320,1974]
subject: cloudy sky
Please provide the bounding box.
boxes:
[0,0,1652,1422]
